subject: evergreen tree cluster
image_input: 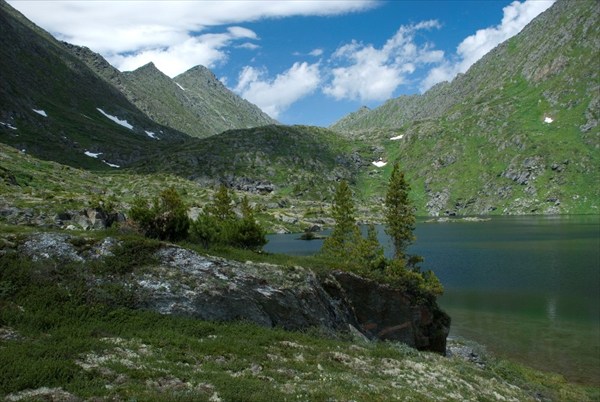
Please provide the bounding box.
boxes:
[129,185,266,251]
[320,162,443,301]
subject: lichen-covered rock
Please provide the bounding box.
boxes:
[137,247,355,335]
[21,232,84,262]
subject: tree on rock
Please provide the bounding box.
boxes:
[385,162,421,268]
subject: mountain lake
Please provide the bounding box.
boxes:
[264,215,600,385]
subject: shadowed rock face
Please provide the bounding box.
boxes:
[327,271,450,353]
[16,232,450,353]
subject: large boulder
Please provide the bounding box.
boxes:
[136,247,355,335]
[137,246,449,353]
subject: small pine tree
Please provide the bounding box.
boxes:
[321,180,362,262]
[231,196,267,250]
[385,162,420,267]
[208,184,236,221]
[129,187,190,241]
[342,223,386,276]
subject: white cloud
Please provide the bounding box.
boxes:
[238,43,260,50]
[323,20,444,101]
[108,27,258,77]
[235,62,321,119]
[421,0,555,91]
[7,0,375,77]
[309,48,324,57]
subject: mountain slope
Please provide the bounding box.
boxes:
[333,0,599,215]
[65,44,276,138]
[0,0,188,170]
[132,124,366,200]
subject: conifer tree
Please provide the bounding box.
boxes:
[385,162,420,267]
[208,184,235,221]
[321,180,361,261]
[232,196,267,250]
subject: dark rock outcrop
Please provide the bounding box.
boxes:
[326,271,450,353]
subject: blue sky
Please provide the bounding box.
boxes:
[9,0,554,127]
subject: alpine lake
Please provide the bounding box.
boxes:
[264,215,600,386]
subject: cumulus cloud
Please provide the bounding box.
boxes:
[323,20,444,102]
[309,48,324,57]
[235,62,321,119]
[7,0,375,77]
[421,0,555,91]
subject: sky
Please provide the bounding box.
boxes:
[8,0,555,127]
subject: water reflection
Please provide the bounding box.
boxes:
[546,297,557,322]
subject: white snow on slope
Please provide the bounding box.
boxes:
[544,116,554,123]
[175,82,186,91]
[372,160,387,168]
[84,151,102,158]
[32,109,48,117]
[103,160,120,168]
[97,108,133,129]
[145,130,159,139]
[390,135,404,140]
[0,122,17,130]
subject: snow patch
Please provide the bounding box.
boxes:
[32,109,48,117]
[145,130,159,139]
[84,151,102,158]
[103,160,120,168]
[544,116,553,124]
[97,108,133,129]
[390,135,404,140]
[175,82,186,91]
[372,160,387,168]
[31,109,48,117]
[0,121,17,130]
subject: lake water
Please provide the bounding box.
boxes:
[264,216,600,385]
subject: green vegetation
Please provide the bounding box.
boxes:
[190,187,267,251]
[129,187,191,241]
[127,185,267,251]
[0,244,596,401]
[385,161,419,265]
[320,175,441,301]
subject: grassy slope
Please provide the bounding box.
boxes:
[0,142,344,233]
[332,0,600,216]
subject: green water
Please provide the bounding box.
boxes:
[265,215,600,385]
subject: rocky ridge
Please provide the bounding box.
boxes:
[64,44,276,139]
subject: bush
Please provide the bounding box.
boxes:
[230,216,267,251]
[190,191,266,251]
[189,213,228,248]
[129,187,190,241]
